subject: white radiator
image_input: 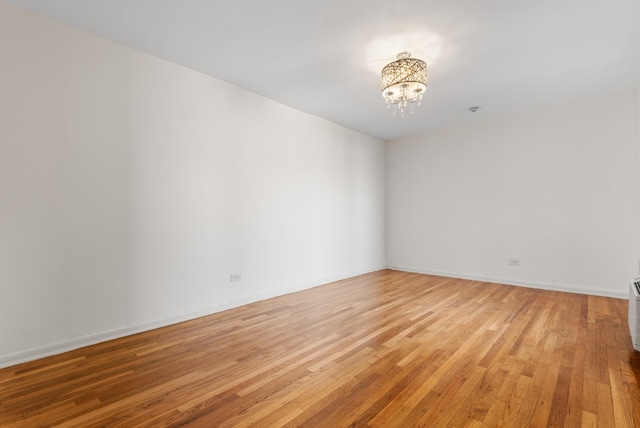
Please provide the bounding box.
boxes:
[629,278,640,351]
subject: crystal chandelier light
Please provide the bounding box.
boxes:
[381,52,427,116]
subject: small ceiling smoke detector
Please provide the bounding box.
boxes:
[468,106,480,112]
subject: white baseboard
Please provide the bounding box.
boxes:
[386,265,628,300]
[0,266,385,370]
[8,265,613,369]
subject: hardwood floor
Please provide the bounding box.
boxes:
[2,269,640,427]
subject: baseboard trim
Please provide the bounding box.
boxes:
[6,265,616,369]
[0,266,385,369]
[386,265,628,299]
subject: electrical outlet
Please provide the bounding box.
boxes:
[230,273,242,282]
[508,258,520,266]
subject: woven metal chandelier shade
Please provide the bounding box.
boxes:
[381,52,427,116]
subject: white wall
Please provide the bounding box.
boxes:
[0,2,386,367]
[3,0,638,369]
[387,89,640,297]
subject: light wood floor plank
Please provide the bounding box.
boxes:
[1,269,639,426]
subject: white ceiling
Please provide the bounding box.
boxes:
[9,0,640,141]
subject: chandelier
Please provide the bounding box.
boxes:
[381,52,427,116]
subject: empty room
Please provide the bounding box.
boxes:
[1,0,640,426]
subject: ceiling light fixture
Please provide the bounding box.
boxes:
[381,51,427,116]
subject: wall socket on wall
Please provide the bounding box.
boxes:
[508,258,520,266]
[230,273,242,282]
